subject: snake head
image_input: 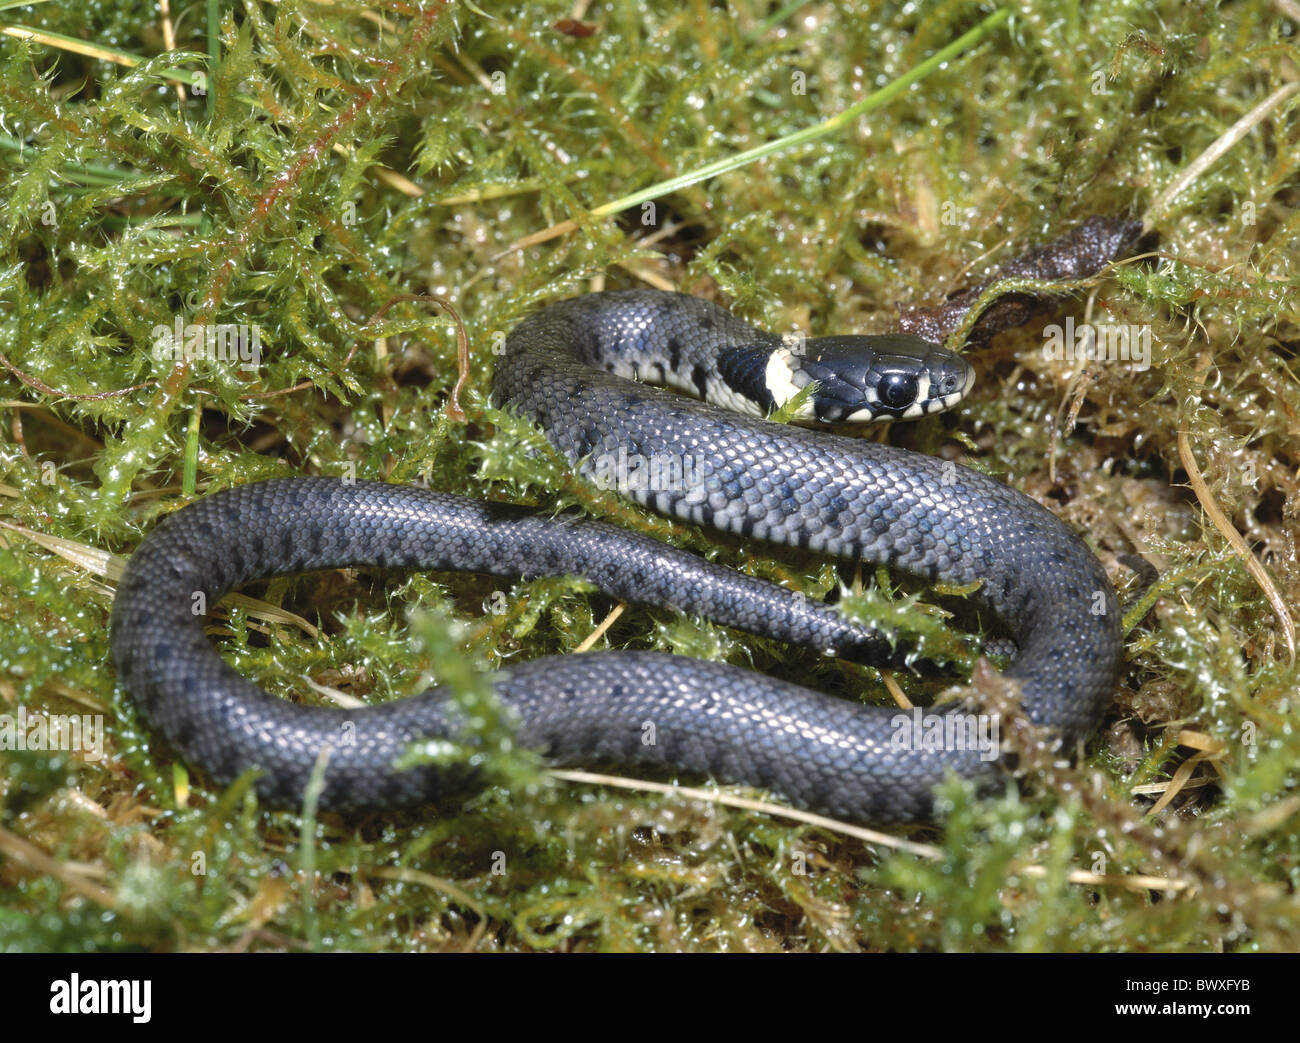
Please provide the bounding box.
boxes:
[766,334,975,423]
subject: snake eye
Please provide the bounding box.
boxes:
[878,372,919,410]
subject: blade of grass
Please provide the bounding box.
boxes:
[1,23,205,88]
[593,7,1011,215]
[498,7,1012,254]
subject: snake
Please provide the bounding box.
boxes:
[109,229,1130,824]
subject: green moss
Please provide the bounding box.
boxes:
[1,0,1298,952]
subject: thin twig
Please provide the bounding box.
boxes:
[1178,355,1295,663]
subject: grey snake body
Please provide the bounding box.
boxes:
[110,239,1129,823]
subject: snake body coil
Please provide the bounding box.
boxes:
[110,289,1123,822]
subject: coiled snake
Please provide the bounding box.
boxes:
[110,219,1134,822]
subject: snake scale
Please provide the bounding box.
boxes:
[110,218,1136,822]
